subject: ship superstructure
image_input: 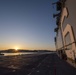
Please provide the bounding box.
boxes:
[54,0,76,63]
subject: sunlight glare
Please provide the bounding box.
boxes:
[15,47,19,51]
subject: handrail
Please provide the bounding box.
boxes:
[57,41,76,50]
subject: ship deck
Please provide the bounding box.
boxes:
[0,53,76,75]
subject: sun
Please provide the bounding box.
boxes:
[15,47,19,51]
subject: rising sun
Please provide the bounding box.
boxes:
[15,47,19,51]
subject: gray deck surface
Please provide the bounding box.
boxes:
[28,54,76,75]
[0,53,76,75]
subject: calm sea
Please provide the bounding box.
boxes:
[3,52,35,56]
[2,52,52,56]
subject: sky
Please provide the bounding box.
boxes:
[0,0,58,50]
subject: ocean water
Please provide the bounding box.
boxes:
[2,52,52,56]
[3,52,35,56]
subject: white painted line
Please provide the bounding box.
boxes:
[27,55,49,75]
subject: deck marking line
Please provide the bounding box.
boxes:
[27,55,49,75]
